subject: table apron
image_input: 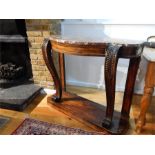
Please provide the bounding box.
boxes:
[52,44,141,58]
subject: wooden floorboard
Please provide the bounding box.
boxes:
[0,85,154,135]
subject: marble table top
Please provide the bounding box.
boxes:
[50,35,155,61]
[50,35,143,46]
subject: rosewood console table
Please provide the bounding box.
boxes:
[42,35,143,134]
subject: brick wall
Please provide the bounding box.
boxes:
[25,19,61,89]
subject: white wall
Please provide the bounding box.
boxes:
[61,19,155,95]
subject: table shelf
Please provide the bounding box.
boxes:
[48,91,129,134]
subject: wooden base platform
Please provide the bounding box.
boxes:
[47,91,129,134]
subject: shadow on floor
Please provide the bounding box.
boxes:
[23,94,46,114]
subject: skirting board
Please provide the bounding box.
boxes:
[66,80,151,95]
[41,83,155,96]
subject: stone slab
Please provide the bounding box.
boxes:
[0,82,42,111]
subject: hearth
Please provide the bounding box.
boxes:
[0,19,42,111]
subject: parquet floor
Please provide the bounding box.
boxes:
[0,85,155,135]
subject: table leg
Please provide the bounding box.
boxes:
[136,86,154,133]
[102,43,122,128]
[42,38,62,102]
[136,62,155,133]
[121,57,141,120]
[59,53,66,91]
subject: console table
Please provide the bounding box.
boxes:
[42,35,143,134]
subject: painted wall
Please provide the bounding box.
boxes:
[61,19,155,95]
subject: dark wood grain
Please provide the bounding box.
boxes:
[58,53,66,91]
[102,43,122,128]
[47,91,129,134]
[121,57,141,119]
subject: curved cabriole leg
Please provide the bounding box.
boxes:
[102,43,122,128]
[42,38,62,102]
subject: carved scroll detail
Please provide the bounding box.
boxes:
[42,38,62,102]
[102,43,122,128]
